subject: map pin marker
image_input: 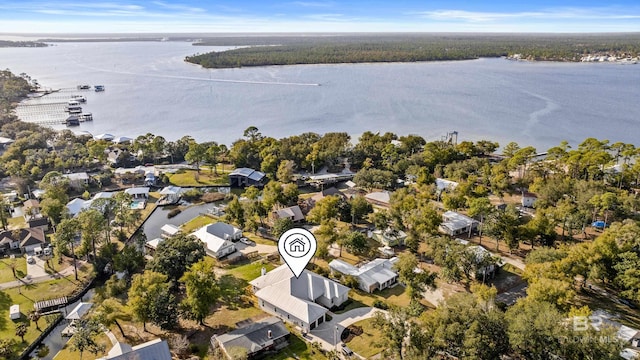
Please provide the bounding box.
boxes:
[278,228,317,278]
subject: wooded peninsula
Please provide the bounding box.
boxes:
[186,33,640,68]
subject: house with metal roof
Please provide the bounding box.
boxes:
[370,228,407,247]
[61,172,90,191]
[229,168,267,188]
[124,187,149,199]
[439,211,479,237]
[99,338,171,360]
[250,265,349,332]
[364,191,391,207]
[329,257,399,293]
[191,222,238,258]
[212,317,290,359]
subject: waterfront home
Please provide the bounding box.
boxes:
[98,338,171,360]
[112,136,132,144]
[160,224,181,238]
[250,265,349,332]
[191,222,239,258]
[62,172,90,191]
[370,228,407,247]
[229,168,267,188]
[329,257,399,293]
[159,186,182,204]
[365,191,391,207]
[439,211,478,237]
[124,187,150,199]
[212,317,290,359]
[66,198,90,217]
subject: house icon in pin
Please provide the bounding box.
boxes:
[289,238,306,253]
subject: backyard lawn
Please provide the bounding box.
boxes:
[344,318,384,358]
[269,332,328,360]
[0,274,91,357]
[168,170,229,187]
[225,261,276,282]
[53,332,111,360]
[181,214,216,233]
[0,257,27,283]
[344,284,411,310]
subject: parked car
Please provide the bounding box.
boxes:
[240,237,253,245]
[26,255,35,264]
[340,343,353,356]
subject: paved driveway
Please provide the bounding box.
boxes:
[26,255,49,278]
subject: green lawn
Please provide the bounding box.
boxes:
[344,318,384,359]
[53,332,111,360]
[0,274,90,356]
[348,285,411,309]
[168,170,229,187]
[270,332,328,360]
[181,215,216,233]
[226,262,276,282]
[0,257,27,283]
[7,216,26,229]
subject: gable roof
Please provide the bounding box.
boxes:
[441,211,478,232]
[274,206,304,222]
[160,186,182,195]
[100,338,171,360]
[66,198,90,217]
[20,228,46,247]
[330,257,399,288]
[124,187,150,196]
[251,265,349,324]
[365,191,391,205]
[206,222,242,239]
[230,168,266,181]
[215,317,289,355]
[192,225,235,253]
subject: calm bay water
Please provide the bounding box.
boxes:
[1,41,639,150]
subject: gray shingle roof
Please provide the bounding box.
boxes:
[215,317,289,355]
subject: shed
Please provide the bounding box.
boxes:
[10,304,20,320]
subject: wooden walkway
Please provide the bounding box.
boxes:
[34,296,68,312]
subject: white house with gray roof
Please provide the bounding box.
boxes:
[191,222,238,258]
[329,257,399,293]
[439,211,479,236]
[250,265,349,332]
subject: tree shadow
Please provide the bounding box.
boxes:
[0,290,12,330]
[15,269,26,278]
[218,275,251,310]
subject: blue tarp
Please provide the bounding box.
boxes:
[592,221,607,228]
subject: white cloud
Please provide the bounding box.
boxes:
[413,8,640,22]
[289,1,334,8]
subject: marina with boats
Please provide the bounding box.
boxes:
[15,85,104,126]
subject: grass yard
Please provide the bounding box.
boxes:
[225,261,276,282]
[269,332,328,360]
[0,257,27,283]
[346,285,411,310]
[53,332,111,360]
[168,170,229,187]
[0,274,90,356]
[181,214,216,233]
[344,318,384,359]
[244,232,277,246]
[7,216,26,229]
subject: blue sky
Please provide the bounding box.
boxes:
[0,0,639,33]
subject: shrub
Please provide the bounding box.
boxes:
[182,188,203,202]
[202,192,226,203]
[168,208,182,218]
[343,275,360,289]
[372,299,389,310]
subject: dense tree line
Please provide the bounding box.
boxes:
[0,40,47,48]
[186,34,640,68]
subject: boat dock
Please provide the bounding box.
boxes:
[15,88,97,126]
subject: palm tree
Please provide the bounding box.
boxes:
[28,311,41,331]
[16,323,28,342]
[94,298,131,338]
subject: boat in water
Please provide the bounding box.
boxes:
[94,85,105,92]
[70,95,87,103]
[77,84,90,90]
[66,115,80,126]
